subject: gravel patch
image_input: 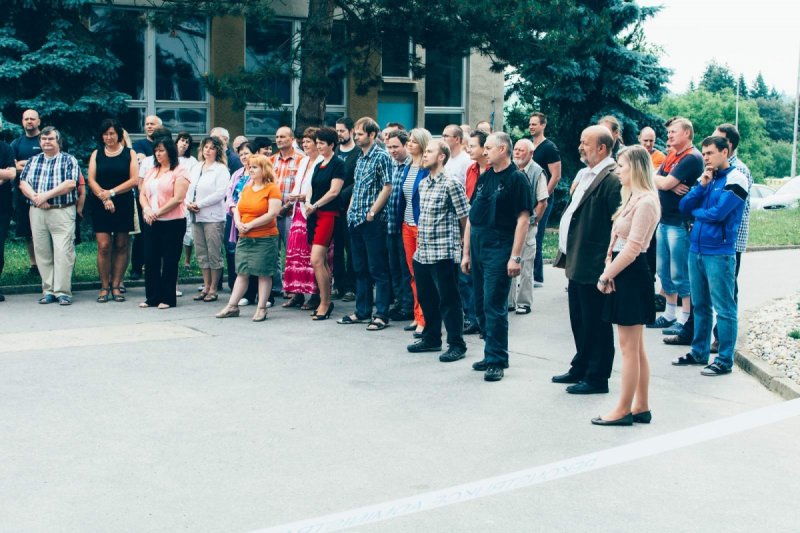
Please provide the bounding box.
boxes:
[746,294,800,386]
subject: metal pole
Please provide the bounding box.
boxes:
[735,75,740,129]
[791,43,800,179]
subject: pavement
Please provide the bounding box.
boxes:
[1,249,800,532]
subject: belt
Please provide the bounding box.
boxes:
[41,202,76,209]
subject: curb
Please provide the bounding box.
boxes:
[735,309,800,400]
[746,245,800,253]
[1,276,205,296]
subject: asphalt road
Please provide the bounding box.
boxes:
[2,249,799,532]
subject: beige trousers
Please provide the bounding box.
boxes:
[30,206,76,297]
[508,223,538,309]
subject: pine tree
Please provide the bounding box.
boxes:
[0,1,129,161]
[699,61,735,93]
[737,74,748,99]
[750,72,770,98]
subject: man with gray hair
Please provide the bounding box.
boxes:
[210,126,243,173]
[508,138,548,314]
[461,131,532,382]
[442,124,470,187]
[18,127,79,305]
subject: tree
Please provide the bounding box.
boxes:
[755,97,796,142]
[1,1,129,161]
[751,72,770,98]
[737,74,748,99]
[699,60,735,93]
[654,88,771,181]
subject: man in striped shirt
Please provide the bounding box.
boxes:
[18,127,79,305]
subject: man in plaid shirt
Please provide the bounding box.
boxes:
[338,117,393,330]
[18,127,79,305]
[407,140,471,362]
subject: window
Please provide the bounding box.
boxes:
[382,36,413,78]
[90,7,210,135]
[424,46,466,132]
[245,20,346,136]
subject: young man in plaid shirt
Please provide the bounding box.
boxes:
[407,139,471,362]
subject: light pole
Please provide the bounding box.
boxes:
[792,43,799,179]
[735,73,740,129]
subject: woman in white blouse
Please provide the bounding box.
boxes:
[186,136,230,302]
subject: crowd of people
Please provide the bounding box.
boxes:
[0,107,752,426]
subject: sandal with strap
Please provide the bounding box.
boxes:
[366,317,389,331]
[97,287,111,303]
[282,295,304,308]
[111,287,126,302]
[337,314,367,325]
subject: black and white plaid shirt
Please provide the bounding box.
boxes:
[414,171,470,264]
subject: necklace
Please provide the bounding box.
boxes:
[105,144,124,157]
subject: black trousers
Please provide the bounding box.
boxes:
[143,218,186,307]
[332,214,354,292]
[567,279,615,386]
[414,259,466,350]
[131,190,145,274]
[0,211,10,277]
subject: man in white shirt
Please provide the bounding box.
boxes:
[441,124,470,187]
[508,139,548,314]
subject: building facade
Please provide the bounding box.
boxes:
[93,1,504,138]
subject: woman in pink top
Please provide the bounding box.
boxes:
[138,137,191,309]
[592,145,661,427]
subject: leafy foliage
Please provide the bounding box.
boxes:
[699,61,735,93]
[0,1,129,162]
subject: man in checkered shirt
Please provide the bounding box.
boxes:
[407,139,471,362]
[18,127,79,305]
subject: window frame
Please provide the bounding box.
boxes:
[423,54,467,135]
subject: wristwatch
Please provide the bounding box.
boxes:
[110,189,116,198]
[511,255,522,264]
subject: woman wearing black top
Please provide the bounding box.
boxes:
[87,118,139,302]
[305,127,344,320]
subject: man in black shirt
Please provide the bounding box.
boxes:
[332,117,358,300]
[0,117,17,301]
[529,112,561,287]
[10,109,42,275]
[462,132,532,382]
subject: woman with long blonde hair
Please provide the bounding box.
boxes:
[592,145,661,426]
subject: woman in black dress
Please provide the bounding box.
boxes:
[87,119,139,302]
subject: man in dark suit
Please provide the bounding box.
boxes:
[552,125,622,394]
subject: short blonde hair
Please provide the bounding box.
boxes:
[247,154,275,184]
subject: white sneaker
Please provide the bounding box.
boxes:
[266,300,273,308]
[198,285,205,292]
[176,290,183,297]
[238,298,250,306]
[533,281,543,288]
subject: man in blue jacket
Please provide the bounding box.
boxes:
[673,136,748,376]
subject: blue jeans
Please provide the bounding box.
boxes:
[459,270,478,326]
[471,225,513,368]
[533,199,554,283]
[387,232,413,313]
[656,223,690,297]
[689,253,737,369]
[350,220,391,321]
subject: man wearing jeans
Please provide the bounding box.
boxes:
[673,136,748,376]
[408,140,470,362]
[337,117,393,330]
[18,127,79,305]
[528,112,561,287]
[651,117,703,334]
[462,132,532,382]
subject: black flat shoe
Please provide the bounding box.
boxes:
[591,413,633,426]
[463,323,480,335]
[552,372,581,384]
[632,411,652,424]
[566,381,609,394]
[403,323,417,331]
[484,367,504,382]
[472,359,489,371]
[407,340,442,353]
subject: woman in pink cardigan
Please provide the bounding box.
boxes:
[592,145,661,427]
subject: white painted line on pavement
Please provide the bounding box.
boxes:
[252,398,800,533]
[0,323,207,353]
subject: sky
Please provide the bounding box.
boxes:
[638,0,800,96]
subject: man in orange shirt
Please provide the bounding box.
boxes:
[270,126,308,295]
[639,126,666,169]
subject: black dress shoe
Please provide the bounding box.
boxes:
[463,323,480,335]
[632,411,652,424]
[403,323,417,331]
[484,367,504,381]
[566,381,609,394]
[472,359,489,371]
[591,413,633,426]
[407,340,442,353]
[439,346,466,363]
[551,372,581,384]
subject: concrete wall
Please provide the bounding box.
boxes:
[467,53,504,132]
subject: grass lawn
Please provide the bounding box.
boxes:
[747,209,800,248]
